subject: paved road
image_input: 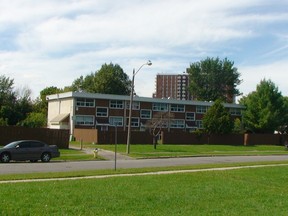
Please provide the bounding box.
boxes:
[1,155,288,175]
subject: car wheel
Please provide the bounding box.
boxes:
[1,153,11,163]
[41,152,51,162]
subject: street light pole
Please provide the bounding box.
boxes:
[126,60,152,154]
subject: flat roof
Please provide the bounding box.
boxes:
[47,91,245,108]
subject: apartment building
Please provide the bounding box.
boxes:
[153,73,192,100]
[47,91,244,138]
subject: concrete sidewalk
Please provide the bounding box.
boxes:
[96,148,134,160]
[74,147,134,161]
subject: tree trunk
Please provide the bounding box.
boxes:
[153,136,157,149]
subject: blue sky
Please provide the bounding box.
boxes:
[0,0,288,100]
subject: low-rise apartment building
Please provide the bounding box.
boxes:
[47,91,244,138]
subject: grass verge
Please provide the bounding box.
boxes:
[1,162,288,215]
[73,143,288,158]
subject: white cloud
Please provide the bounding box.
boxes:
[240,60,288,97]
[0,0,288,99]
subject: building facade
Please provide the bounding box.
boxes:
[153,74,192,100]
[47,91,244,138]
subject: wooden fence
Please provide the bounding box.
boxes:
[73,128,286,146]
[0,126,69,149]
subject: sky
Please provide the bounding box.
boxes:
[0,0,288,101]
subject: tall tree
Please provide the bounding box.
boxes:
[203,99,233,134]
[0,76,33,125]
[240,79,288,133]
[187,57,242,103]
[0,75,17,124]
[70,75,94,92]
[0,75,15,106]
[71,63,131,95]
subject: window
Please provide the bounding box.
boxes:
[140,109,152,119]
[170,119,185,128]
[195,120,203,129]
[96,107,108,117]
[126,117,140,127]
[153,103,168,111]
[126,101,140,110]
[186,112,195,121]
[76,98,94,107]
[170,104,185,112]
[109,116,123,126]
[230,108,241,115]
[196,106,208,114]
[75,115,94,126]
[30,141,45,148]
[110,100,124,109]
[18,142,31,148]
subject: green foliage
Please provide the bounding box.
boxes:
[233,118,243,133]
[18,112,47,128]
[278,96,288,134]
[39,86,61,102]
[71,63,131,95]
[240,79,288,133]
[0,76,34,125]
[70,75,90,92]
[192,129,204,139]
[203,99,233,134]
[0,75,15,105]
[187,57,242,103]
[23,86,63,128]
[0,118,8,126]
[0,75,56,127]
[0,75,17,124]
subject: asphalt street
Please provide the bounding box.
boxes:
[1,155,288,175]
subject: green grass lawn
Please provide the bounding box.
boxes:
[1,164,288,215]
[83,143,288,158]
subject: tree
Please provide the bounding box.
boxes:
[0,75,33,125]
[0,75,15,105]
[70,75,93,92]
[240,79,288,133]
[278,97,288,134]
[0,118,8,126]
[233,118,244,134]
[18,112,47,128]
[145,112,174,149]
[13,91,33,125]
[23,86,62,128]
[203,99,233,135]
[187,57,242,103]
[71,63,131,95]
